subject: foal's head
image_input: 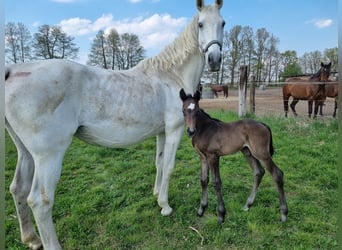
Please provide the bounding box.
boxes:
[180,88,201,137]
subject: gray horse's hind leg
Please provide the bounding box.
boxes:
[241,147,265,211]
[6,121,42,250]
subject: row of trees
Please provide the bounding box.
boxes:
[5,22,338,84]
[5,22,145,69]
[5,22,79,63]
[87,29,145,70]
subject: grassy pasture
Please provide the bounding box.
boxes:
[5,111,338,249]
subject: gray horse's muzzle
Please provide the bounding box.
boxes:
[203,40,222,72]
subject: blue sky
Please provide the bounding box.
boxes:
[5,0,338,64]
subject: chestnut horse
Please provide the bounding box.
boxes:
[210,84,228,98]
[283,62,331,118]
[319,82,338,117]
[180,88,288,224]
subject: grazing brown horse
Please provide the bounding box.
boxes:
[319,82,338,117]
[179,89,288,224]
[210,84,228,98]
[283,62,331,118]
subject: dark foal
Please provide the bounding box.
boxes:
[179,89,288,224]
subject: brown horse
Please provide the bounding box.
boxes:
[319,82,338,117]
[179,88,288,224]
[283,62,331,118]
[210,84,228,98]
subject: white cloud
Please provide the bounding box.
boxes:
[305,18,333,29]
[58,13,188,54]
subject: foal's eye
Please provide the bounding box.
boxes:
[198,22,203,28]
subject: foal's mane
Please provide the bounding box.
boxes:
[138,14,199,72]
[199,108,221,123]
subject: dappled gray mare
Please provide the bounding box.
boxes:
[5,1,225,249]
[180,89,288,224]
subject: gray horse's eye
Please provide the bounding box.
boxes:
[198,22,203,28]
[222,21,225,27]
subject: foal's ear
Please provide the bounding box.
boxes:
[194,90,201,102]
[179,88,187,101]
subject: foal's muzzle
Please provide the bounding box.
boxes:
[187,128,196,137]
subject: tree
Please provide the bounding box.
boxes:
[264,34,280,82]
[281,50,302,78]
[227,25,242,85]
[5,22,32,63]
[254,28,270,82]
[324,47,338,72]
[87,30,108,68]
[106,28,120,70]
[116,33,145,70]
[33,24,79,59]
[88,31,145,70]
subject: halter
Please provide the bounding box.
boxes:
[202,40,222,54]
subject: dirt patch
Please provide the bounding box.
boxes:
[199,87,337,118]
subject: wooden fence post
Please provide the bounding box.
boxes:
[249,75,256,114]
[239,65,248,117]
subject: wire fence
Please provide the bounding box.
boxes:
[200,86,338,119]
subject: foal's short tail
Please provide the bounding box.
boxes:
[261,122,275,156]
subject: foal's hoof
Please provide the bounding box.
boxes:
[197,208,204,217]
[280,213,287,222]
[218,217,225,224]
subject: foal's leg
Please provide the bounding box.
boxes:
[208,155,226,224]
[290,99,299,116]
[154,133,165,196]
[197,155,209,217]
[241,147,265,211]
[7,124,42,249]
[262,158,288,222]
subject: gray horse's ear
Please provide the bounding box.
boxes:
[196,0,204,11]
[194,90,201,102]
[215,0,223,9]
[180,88,187,101]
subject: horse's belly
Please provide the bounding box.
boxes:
[75,122,164,148]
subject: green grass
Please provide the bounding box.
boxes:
[5,111,338,249]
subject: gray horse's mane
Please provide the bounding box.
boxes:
[137,13,199,72]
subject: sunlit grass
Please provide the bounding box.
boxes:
[5,112,337,249]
